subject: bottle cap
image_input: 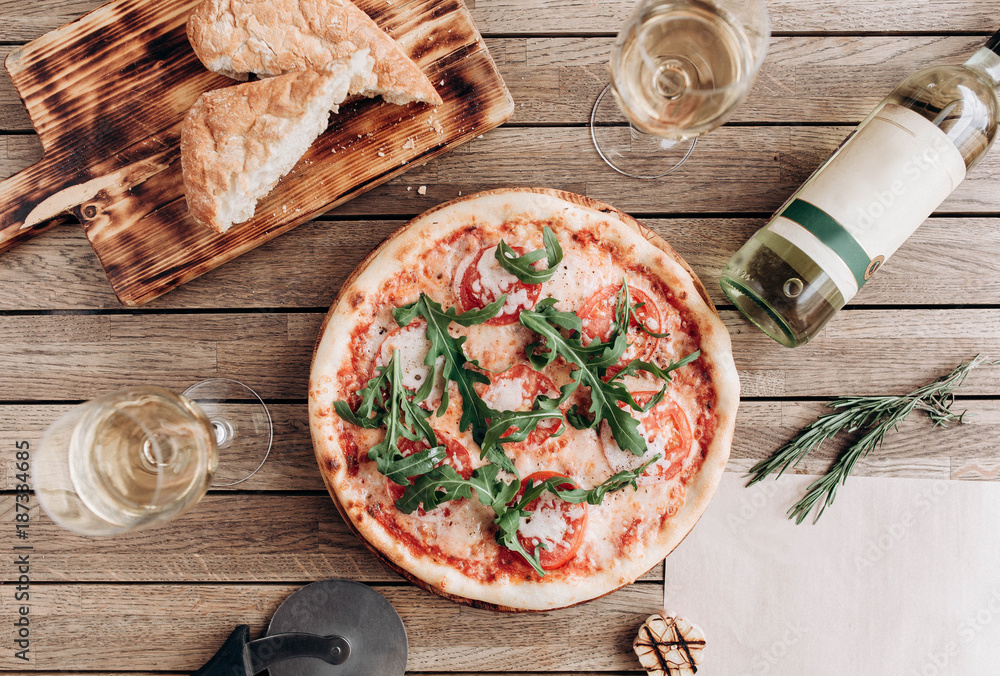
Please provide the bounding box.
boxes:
[987,29,1000,56]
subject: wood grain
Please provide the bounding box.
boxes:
[0,0,998,672]
[487,35,985,126]
[0,494,666,583]
[2,36,988,132]
[2,215,996,311]
[0,0,513,304]
[2,0,999,39]
[6,400,999,493]
[466,0,1000,34]
[5,125,1000,224]
[2,311,999,399]
[0,583,662,671]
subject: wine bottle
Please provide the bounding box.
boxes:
[720,31,1000,347]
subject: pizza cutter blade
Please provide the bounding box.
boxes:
[192,580,407,676]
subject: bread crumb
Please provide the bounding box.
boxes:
[458,191,462,196]
[439,79,445,86]
[418,186,427,195]
[403,137,416,150]
[378,151,385,157]
[430,119,444,134]
[477,135,484,139]
[407,186,412,191]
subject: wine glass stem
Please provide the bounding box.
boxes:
[212,420,234,449]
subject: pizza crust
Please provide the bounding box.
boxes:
[309,188,739,611]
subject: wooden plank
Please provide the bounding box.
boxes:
[5,126,1000,217]
[0,583,662,671]
[467,0,1000,34]
[0,404,326,491]
[2,311,1000,399]
[0,495,664,583]
[2,36,986,131]
[1,0,999,40]
[727,400,1000,480]
[487,35,983,126]
[1,215,998,311]
[6,399,999,491]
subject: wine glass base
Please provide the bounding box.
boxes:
[182,378,273,487]
[590,84,697,179]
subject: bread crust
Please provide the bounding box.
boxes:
[187,0,443,106]
[181,55,370,232]
[309,188,740,611]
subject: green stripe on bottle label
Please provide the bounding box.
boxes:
[778,199,871,288]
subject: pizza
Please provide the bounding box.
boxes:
[309,188,739,611]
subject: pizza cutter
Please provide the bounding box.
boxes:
[192,579,407,676]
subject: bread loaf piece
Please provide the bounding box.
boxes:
[181,49,374,233]
[187,0,443,106]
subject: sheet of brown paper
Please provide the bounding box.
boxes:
[663,472,1000,675]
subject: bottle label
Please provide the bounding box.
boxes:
[764,103,967,301]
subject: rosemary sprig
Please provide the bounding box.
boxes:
[746,354,999,524]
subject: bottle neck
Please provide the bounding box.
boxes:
[966,46,1000,87]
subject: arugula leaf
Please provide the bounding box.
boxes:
[495,226,564,285]
[551,455,661,504]
[398,457,661,577]
[478,381,574,455]
[333,367,390,429]
[398,465,549,573]
[520,305,649,455]
[333,350,445,486]
[520,298,699,457]
[614,280,672,339]
[610,351,701,383]
[393,294,504,445]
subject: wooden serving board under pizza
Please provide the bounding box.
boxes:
[0,0,513,305]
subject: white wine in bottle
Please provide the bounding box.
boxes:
[721,31,1000,347]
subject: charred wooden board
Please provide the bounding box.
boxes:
[0,0,513,305]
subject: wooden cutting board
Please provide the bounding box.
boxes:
[0,0,513,305]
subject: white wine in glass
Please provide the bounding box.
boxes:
[35,380,272,536]
[592,0,770,178]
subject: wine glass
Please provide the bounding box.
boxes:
[591,0,770,178]
[34,379,272,536]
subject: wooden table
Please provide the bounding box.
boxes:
[3,1,1000,674]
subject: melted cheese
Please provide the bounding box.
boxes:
[482,375,527,411]
[476,245,519,298]
[328,209,718,594]
[378,323,445,401]
[517,496,585,550]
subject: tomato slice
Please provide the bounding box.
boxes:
[578,285,673,375]
[600,392,692,483]
[456,245,542,325]
[373,320,445,409]
[386,432,474,514]
[514,470,587,570]
[481,364,565,449]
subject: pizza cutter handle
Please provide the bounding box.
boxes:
[0,154,84,254]
[192,625,253,676]
[191,625,352,676]
[245,632,351,672]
